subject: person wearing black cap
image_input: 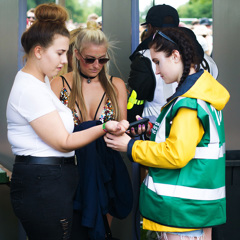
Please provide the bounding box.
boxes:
[126,4,218,239]
[200,17,212,27]
[127,4,179,124]
[127,4,218,126]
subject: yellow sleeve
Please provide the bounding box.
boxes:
[131,108,204,169]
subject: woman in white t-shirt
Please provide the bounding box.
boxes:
[6,3,128,240]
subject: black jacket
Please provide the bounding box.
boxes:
[73,120,133,240]
[127,37,156,123]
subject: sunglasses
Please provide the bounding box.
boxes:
[152,31,177,45]
[79,52,110,65]
[27,16,35,20]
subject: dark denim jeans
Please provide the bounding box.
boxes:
[10,162,78,240]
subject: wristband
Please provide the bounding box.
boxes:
[148,121,153,129]
[102,123,108,133]
[147,122,153,136]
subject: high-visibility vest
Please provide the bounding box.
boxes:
[140,97,226,228]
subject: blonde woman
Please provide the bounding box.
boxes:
[57,27,83,76]
[51,21,131,239]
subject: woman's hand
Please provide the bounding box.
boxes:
[105,120,129,136]
[104,132,131,152]
[128,115,150,137]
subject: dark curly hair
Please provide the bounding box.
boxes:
[149,27,201,89]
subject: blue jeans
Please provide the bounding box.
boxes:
[161,229,204,239]
[10,162,78,240]
[171,230,203,237]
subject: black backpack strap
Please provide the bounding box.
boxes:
[201,58,210,73]
[60,75,72,91]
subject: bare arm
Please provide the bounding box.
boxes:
[105,108,204,169]
[30,110,129,153]
[112,77,128,120]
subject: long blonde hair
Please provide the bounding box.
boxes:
[69,21,120,122]
[57,27,83,76]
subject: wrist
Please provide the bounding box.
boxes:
[146,122,153,136]
[102,122,108,133]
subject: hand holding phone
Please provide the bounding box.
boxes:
[127,117,149,133]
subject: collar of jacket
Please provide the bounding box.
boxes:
[166,69,204,105]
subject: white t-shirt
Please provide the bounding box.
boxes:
[6,70,74,157]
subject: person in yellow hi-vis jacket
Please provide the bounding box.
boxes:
[104,27,230,240]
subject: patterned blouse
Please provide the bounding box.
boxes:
[60,77,115,126]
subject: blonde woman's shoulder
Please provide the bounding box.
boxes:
[51,72,73,98]
[110,76,126,87]
[111,76,127,97]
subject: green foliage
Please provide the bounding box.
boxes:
[139,0,212,25]
[27,0,54,10]
[178,0,212,19]
[139,3,152,24]
[27,0,101,24]
[66,0,84,23]
[67,0,101,23]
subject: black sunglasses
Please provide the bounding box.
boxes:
[153,31,177,45]
[27,16,35,20]
[79,52,110,65]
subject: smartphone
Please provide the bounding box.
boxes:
[128,117,149,132]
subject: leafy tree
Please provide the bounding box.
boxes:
[177,0,212,19]
[27,0,54,10]
[139,2,152,24]
[27,0,101,24]
[66,0,101,23]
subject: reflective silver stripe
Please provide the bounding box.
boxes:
[153,114,167,143]
[194,143,225,159]
[154,97,184,143]
[154,98,225,158]
[144,175,225,201]
[197,99,219,144]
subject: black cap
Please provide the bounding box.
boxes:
[141,4,179,28]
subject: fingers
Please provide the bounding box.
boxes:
[104,133,130,152]
[130,127,137,136]
[118,120,129,131]
[136,115,142,120]
[130,123,146,136]
[104,133,119,150]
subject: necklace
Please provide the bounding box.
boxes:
[79,70,98,84]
